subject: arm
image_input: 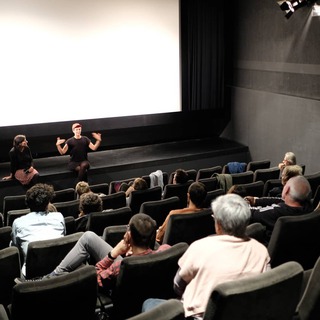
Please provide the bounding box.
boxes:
[173,268,188,298]
[56,137,68,155]
[89,132,102,151]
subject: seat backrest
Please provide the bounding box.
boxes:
[102,225,128,249]
[139,196,181,228]
[53,199,80,218]
[109,178,138,194]
[295,256,320,320]
[246,222,266,245]
[142,172,169,189]
[25,232,83,279]
[197,177,219,192]
[129,186,162,214]
[127,299,185,320]
[10,265,97,320]
[203,189,225,208]
[237,180,264,197]
[112,242,189,319]
[86,207,133,236]
[268,210,320,270]
[304,171,320,198]
[53,188,76,203]
[2,194,27,227]
[0,226,13,250]
[246,159,271,172]
[64,216,76,235]
[100,191,127,210]
[168,169,197,184]
[89,183,109,196]
[203,261,303,320]
[162,181,193,208]
[162,209,215,246]
[230,170,254,185]
[262,179,282,197]
[253,167,281,183]
[0,247,21,307]
[312,184,320,210]
[6,208,30,227]
[196,166,223,181]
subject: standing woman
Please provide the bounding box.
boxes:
[56,123,102,183]
[2,135,39,187]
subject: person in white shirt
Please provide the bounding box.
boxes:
[11,183,65,276]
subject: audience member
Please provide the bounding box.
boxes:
[15,213,171,294]
[156,181,207,244]
[120,177,148,206]
[249,175,312,242]
[56,123,102,182]
[2,134,39,187]
[269,164,303,197]
[172,168,189,184]
[10,183,65,275]
[278,151,296,171]
[75,181,91,198]
[142,194,270,319]
[75,192,103,232]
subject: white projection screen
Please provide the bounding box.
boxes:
[0,0,180,127]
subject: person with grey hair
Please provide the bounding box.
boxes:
[278,151,297,171]
[142,194,270,319]
[250,175,313,243]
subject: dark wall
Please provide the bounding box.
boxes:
[222,0,320,174]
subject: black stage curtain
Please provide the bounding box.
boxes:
[180,0,228,112]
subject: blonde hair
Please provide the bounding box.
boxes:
[75,181,91,197]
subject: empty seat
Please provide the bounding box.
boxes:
[203,189,225,208]
[237,180,264,197]
[162,209,215,246]
[246,159,271,172]
[100,191,127,210]
[253,167,281,183]
[197,177,219,192]
[305,171,320,198]
[230,170,254,185]
[203,261,303,320]
[53,188,76,203]
[128,186,162,214]
[162,181,193,208]
[0,227,12,250]
[86,207,133,236]
[139,196,181,228]
[2,194,27,227]
[196,166,222,181]
[25,232,83,279]
[53,199,80,218]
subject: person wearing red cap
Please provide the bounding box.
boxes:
[56,123,102,182]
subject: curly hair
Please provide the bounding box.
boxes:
[25,183,55,212]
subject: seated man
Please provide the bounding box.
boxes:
[11,183,65,275]
[15,213,171,295]
[249,175,312,243]
[156,181,207,243]
[143,193,270,319]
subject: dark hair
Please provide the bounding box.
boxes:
[79,192,102,215]
[188,182,207,207]
[25,183,55,212]
[128,213,157,248]
[133,178,148,191]
[227,185,247,197]
[174,169,189,184]
[13,135,27,149]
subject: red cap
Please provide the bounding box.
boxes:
[72,123,82,130]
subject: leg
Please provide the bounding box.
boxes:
[54,231,119,274]
[77,161,90,182]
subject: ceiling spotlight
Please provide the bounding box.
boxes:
[277,0,315,18]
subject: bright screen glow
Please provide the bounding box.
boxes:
[0,0,180,127]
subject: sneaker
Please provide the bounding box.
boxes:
[14,271,57,284]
